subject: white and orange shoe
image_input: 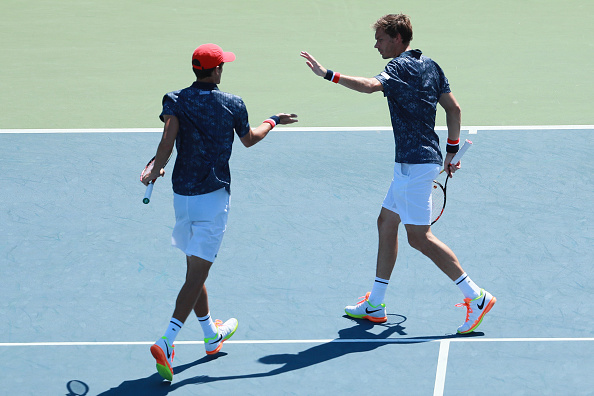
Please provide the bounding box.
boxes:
[204,318,238,355]
[344,292,387,323]
[456,289,496,334]
[150,336,175,381]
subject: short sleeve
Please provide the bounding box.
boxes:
[233,98,250,138]
[375,61,405,98]
[159,92,179,122]
[435,64,451,95]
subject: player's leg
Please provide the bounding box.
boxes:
[344,207,400,323]
[405,225,496,333]
[196,284,238,355]
[192,279,237,355]
[345,163,408,323]
[376,207,401,280]
[405,225,462,280]
[150,255,211,381]
[193,283,210,317]
[152,189,231,380]
[172,255,213,322]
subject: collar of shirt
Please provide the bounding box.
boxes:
[191,81,218,91]
[398,49,423,59]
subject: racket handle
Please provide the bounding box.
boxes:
[450,139,473,164]
[143,182,154,204]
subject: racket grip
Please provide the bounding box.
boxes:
[143,182,154,204]
[450,139,473,164]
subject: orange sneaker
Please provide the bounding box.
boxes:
[204,318,238,355]
[150,336,175,381]
[456,289,496,334]
[344,292,387,323]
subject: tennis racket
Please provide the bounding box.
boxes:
[141,153,172,204]
[431,139,473,225]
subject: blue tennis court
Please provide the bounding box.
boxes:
[1,126,593,395]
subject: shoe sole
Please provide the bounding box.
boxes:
[206,321,238,355]
[150,344,173,381]
[458,296,497,334]
[345,310,387,323]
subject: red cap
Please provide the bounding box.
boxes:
[192,43,235,70]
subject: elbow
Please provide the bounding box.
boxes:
[240,136,257,148]
[362,77,382,94]
[361,82,379,94]
[449,104,461,120]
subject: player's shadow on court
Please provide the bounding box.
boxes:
[95,353,227,396]
[178,315,482,387]
[96,315,483,394]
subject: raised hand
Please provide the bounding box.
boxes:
[300,51,326,78]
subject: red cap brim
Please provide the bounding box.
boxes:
[222,51,236,63]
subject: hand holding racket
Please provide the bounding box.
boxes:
[431,140,472,224]
[140,153,172,204]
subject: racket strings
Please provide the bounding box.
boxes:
[141,159,155,180]
[431,170,451,224]
[431,181,445,223]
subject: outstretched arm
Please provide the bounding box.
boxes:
[240,113,298,148]
[300,51,383,94]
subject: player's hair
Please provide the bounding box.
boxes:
[373,14,413,44]
[192,64,221,80]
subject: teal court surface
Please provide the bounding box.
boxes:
[1,125,593,395]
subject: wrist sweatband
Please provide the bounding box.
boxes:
[324,69,341,83]
[263,115,281,128]
[446,138,460,153]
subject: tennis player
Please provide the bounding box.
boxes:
[301,14,495,333]
[142,43,298,381]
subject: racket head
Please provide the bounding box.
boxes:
[140,156,156,182]
[430,180,446,225]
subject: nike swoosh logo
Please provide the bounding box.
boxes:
[365,307,382,314]
[209,334,223,344]
[477,295,486,310]
[164,342,171,359]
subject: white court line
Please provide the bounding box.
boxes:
[0,125,593,134]
[1,337,593,347]
[434,340,450,396]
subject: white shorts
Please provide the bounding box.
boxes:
[382,163,440,226]
[172,188,230,262]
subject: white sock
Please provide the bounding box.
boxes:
[455,273,481,299]
[197,312,218,339]
[164,317,183,344]
[368,277,389,306]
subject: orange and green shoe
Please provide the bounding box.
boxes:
[344,292,387,323]
[205,318,238,355]
[150,336,175,381]
[456,289,496,334]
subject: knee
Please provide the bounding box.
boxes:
[377,214,384,230]
[407,233,429,252]
[377,209,399,231]
[185,255,212,282]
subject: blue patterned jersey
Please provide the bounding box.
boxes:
[375,49,450,164]
[160,82,250,196]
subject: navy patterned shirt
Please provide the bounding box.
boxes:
[160,81,250,196]
[375,49,450,165]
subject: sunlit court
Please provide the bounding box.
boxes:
[1,1,593,395]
